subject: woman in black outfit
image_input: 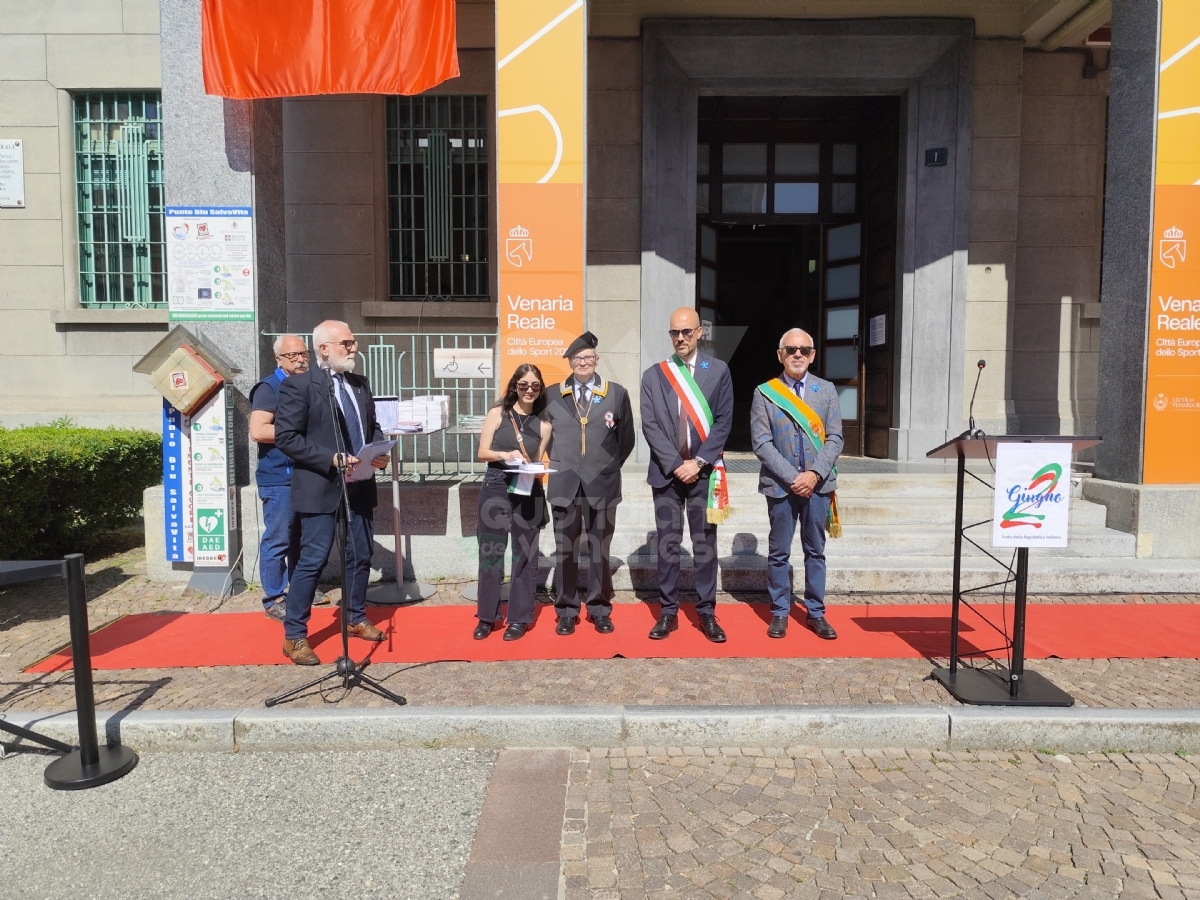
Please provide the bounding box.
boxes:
[474,363,553,641]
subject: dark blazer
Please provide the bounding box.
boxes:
[545,374,636,507]
[274,365,384,515]
[639,351,734,490]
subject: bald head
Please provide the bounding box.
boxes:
[668,307,703,360]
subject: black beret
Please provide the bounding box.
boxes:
[563,331,599,359]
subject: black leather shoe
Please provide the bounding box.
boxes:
[648,614,678,640]
[767,616,788,639]
[556,616,576,636]
[503,622,528,641]
[592,615,614,634]
[805,616,838,640]
[699,614,727,643]
[473,620,495,640]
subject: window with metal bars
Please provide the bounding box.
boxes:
[73,92,166,309]
[386,96,489,301]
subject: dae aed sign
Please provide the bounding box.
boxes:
[991,442,1072,549]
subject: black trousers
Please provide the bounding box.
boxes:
[652,477,718,616]
[476,479,545,625]
[552,491,617,620]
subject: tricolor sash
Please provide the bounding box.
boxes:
[658,355,731,524]
[757,378,842,537]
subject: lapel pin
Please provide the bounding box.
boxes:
[699,360,709,369]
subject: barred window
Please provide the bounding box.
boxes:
[386,96,489,301]
[73,92,166,309]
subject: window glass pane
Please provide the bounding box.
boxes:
[825,346,858,380]
[827,222,861,261]
[697,183,709,215]
[723,144,767,176]
[722,182,767,214]
[826,263,860,301]
[773,182,819,214]
[826,306,859,340]
[700,265,716,302]
[832,143,857,175]
[700,224,717,262]
[832,183,856,214]
[836,385,859,420]
[697,144,710,177]
[775,143,819,175]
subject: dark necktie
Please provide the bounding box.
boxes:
[334,374,364,453]
[579,383,590,407]
[792,378,805,469]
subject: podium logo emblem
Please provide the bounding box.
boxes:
[1154,392,1168,412]
[506,225,533,268]
[1160,226,1186,269]
[1000,463,1063,530]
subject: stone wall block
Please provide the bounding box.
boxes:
[589,38,642,91]
[1023,51,1104,96]
[0,173,61,219]
[1017,195,1099,248]
[123,0,162,34]
[0,0,124,34]
[588,91,641,145]
[285,204,374,256]
[588,143,641,199]
[0,126,60,174]
[0,35,48,80]
[969,137,1020,191]
[0,220,64,266]
[287,254,378,306]
[967,190,1019,243]
[1015,245,1099,302]
[0,81,60,127]
[283,151,375,205]
[587,197,640,255]
[0,264,67,309]
[1019,143,1103,197]
[282,98,375,152]
[971,85,1022,137]
[46,34,162,89]
[973,39,1023,85]
[1021,94,1107,145]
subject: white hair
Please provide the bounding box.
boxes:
[312,320,350,349]
[272,334,303,355]
[779,328,811,349]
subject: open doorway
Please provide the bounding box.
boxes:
[695,96,900,457]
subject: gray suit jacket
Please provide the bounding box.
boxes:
[639,351,734,490]
[750,372,843,498]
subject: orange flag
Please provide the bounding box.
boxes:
[201,0,459,99]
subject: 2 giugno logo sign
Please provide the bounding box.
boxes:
[999,463,1065,530]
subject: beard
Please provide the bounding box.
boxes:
[326,354,356,374]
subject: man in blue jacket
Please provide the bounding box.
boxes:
[750,328,844,640]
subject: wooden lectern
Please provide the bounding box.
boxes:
[925,434,1101,706]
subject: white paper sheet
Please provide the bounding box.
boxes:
[344,440,395,482]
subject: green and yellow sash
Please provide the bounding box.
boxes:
[757,378,842,537]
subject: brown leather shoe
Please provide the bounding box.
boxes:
[347,620,386,642]
[282,638,320,666]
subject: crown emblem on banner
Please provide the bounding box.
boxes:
[1164,226,1185,240]
[509,225,529,237]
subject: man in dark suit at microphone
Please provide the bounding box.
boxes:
[273,320,389,665]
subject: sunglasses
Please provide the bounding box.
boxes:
[277,351,308,361]
[782,345,815,357]
[668,328,699,339]
[515,382,543,393]
[323,339,358,350]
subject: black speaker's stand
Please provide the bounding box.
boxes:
[265,371,405,708]
[925,434,1099,706]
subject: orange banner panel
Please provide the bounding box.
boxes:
[201,0,459,99]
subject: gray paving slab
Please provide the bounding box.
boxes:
[0,748,495,900]
[949,705,1200,753]
[1,709,236,753]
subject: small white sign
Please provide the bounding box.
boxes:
[0,140,24,208]
[166,206,255,321]
[433,347,493,379]
[189,387,232,565]
[991,442,1073,548]
[869,314,886,348]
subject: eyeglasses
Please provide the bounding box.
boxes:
[782,345,815,358]
[277,351,308,361]
[571,355,598,364]
[324,339,358,350]
[515,382,542,393]
[668,328,699,339]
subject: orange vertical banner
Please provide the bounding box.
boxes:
[495,0,586,388]
[1145,0,1200,483]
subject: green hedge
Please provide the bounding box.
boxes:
[0,424,162,559]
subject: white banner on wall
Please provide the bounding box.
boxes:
[991,442,1073,548]
[0,139,24,208]
[166,206,255,321]
[189,387,234,565]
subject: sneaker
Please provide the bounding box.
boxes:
[264,602,286,623]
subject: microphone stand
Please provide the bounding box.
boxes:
[959,359,987,440]
[266,366,406,707]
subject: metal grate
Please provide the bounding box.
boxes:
[386,95,489,301]
[74,92,165,308]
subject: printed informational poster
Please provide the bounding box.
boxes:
[1144,1,1200,482]
[0,139,24,208]
[189,387,236,566]
[991,442,1072,549]
[162,400,194,562]
[166,206,255,321]
[495,0,586,387]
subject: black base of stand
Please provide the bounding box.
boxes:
[932,666,1074,707]
[44,744,139,791]
[265,657,407,708]
[365,580,436,606]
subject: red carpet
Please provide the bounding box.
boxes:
[26,602,1200,672]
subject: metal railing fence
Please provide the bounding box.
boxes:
[264,332,497,478]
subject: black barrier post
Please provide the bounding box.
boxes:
[43,554,138,790]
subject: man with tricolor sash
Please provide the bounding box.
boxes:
[750,328,844,641]
[639,307,735,643]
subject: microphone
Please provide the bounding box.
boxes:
[967,359,986,438]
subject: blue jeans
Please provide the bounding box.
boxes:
[765,491,831,619]
[284,508,373,642]
[258,485,298,608]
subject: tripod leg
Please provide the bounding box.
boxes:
[265,669,344,707]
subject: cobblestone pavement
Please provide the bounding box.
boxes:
[2,546,1200,713]
[561,747,1200,900]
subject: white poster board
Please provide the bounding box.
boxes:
[433,347,494,379]
[189,387,233,565]
[0,139,24,208]
[991,442,1072,548]
[166,206,255,321]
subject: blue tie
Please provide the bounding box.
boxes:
[334,374,364,453]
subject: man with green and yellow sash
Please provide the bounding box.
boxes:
[750,328,844,641]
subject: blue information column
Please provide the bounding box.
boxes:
[162,400,192,562]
